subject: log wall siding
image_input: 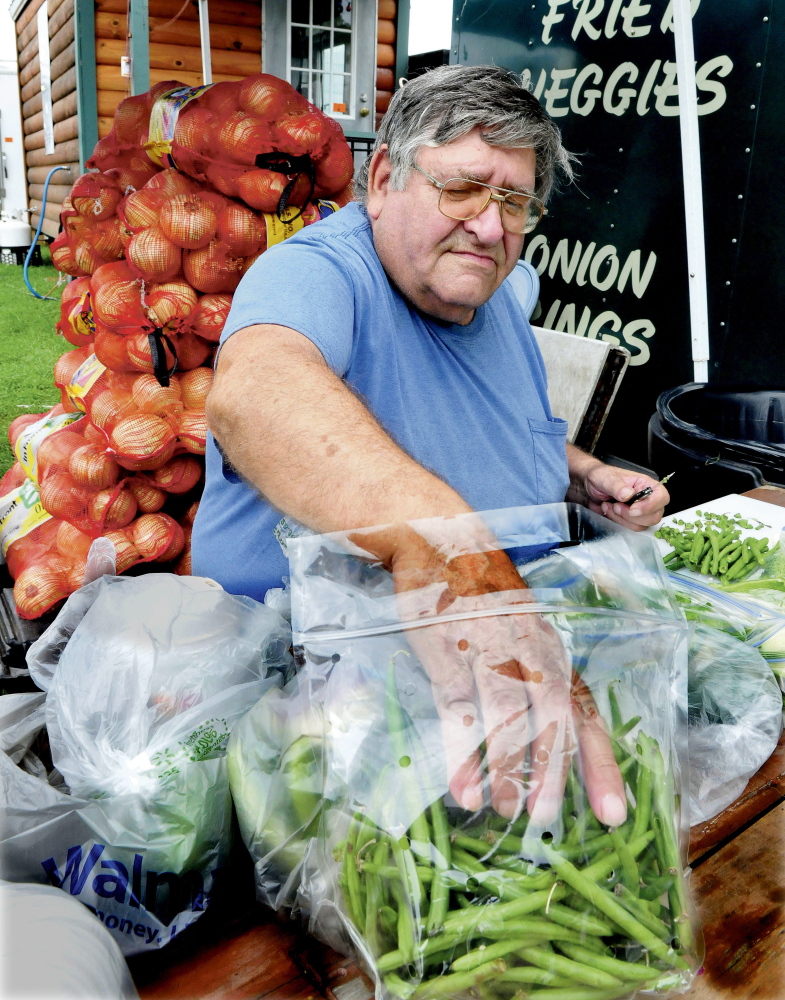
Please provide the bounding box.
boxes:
[95,0,262,140]
[17,0,79,238]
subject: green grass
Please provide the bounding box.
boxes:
[0,249,67,475]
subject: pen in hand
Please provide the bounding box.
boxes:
[615,472,675,506]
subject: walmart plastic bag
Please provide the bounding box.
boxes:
[683,624,782,825]
[0,574,290,956]
[230,504,699,999]
[0,880,139,999]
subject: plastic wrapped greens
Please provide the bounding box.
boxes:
[229,504,699,999]
[1,574,291,955]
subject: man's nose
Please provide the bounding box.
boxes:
[462,198,505,245]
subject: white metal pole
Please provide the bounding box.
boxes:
[198,0,213,85]
[672,0,709,383]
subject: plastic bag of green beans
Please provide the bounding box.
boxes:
[229,504,701,1000]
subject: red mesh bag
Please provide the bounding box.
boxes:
[51,174,127,277]
[183,240,245,294]
[56,277,95,348]
[149,455,202,494]
[54,347,94,411]
[0,462,26,496]
[174,367,213,410]
[175,409,207,455]
[8,412,48,451]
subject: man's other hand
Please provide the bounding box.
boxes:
[566,445,669,531]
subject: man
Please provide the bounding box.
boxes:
[192,65,669,825]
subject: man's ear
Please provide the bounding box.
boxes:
[365,144,392,220]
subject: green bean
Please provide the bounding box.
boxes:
[364,837,390,958]
[497,966,574,986]
[612,884,671,942]
[581,831,655,883]
[390,880,418,967]
[556,942,662,983]
[639,874,675,901]
[539,843,688,969]
[409,959,505,999]
[342,813,365,929]
[515,984,660,1000]
[516,945,624,989]
[482,918,603,948]
[441,886,569,934]
[607,682,623,732]
[608,828,638,894]
[426,796,452,934]
[542,904,614,938]
[383,973,417,1000]
[451,848,530,900]
[452,937,542,972]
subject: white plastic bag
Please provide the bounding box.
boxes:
[0,880,139,999]
[0,574,291,955]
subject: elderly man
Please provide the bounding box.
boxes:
[192,65,669,824]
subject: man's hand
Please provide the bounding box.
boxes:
[361,519,628,828]
[566,444,669,531]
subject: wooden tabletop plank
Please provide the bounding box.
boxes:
[689,731,785,864]
[683,799,784,998]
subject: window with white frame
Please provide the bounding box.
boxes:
[288,1,354,119]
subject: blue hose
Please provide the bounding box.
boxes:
[24,164,69,299]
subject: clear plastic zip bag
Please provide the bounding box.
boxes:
[229,504,700,1000]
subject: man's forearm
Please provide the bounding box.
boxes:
[207,325,472,553]
[564,443,604,505]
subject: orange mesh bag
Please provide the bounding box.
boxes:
[190,293,232,342]
[54,347,94,412]
[52,174,127,277]
[91,261,150,335]
[56,277,95,348]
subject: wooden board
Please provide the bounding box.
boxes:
[685,800,785,998]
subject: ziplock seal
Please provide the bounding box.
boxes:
[293,602,688,645]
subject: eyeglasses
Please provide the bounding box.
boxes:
[413,165,547,235]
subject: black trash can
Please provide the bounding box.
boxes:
[648,384,785,512]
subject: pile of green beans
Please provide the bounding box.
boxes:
[336,666,694,1000]
[656,510,773,582]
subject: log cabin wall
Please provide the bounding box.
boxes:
[17,0,79,238]
[94,0,262,139]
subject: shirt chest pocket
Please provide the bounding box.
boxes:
[527,416,570,505]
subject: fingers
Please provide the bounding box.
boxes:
[408,625,485,812]
[571,672,627,827]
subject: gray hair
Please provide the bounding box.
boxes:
[354,64,574,204]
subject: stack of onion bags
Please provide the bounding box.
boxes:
[1,74,352,619]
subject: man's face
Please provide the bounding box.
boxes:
[366,129,537,325]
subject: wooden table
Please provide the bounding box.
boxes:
[129,489,785,1000]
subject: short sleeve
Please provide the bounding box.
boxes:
[219,238,356,376]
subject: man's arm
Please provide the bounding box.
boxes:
[565,443,669,529]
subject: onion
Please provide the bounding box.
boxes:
[190,293,232,342]
[239,73,307,118]
[50,235,83,276]
[216,203,266,256]
[150,455,202,494]
[177,367,213,410]
[132,513,184,561]
[40,471,90,522]
[182,500,199,525]
[103,528,140,573]
[159,195,218,250]
[68,444,120,490]
[217,112,274,166]
[73,241,106,275]
[236,170,287,213]
[174,547,192,576]
[89,487,138,530]
[120,189,163,231]
[145,281,198,329]
[183,242,243,294]
[131,374,182,414]
[54,347,93,390]
[67,559,87,591]
[173,107,216,156]
[177,410,208,454]
[55,521,93,561]
[72,176,123,221]
[175,334,212,371]
[127,476,167,513]
[110,413,177,470]
[125,331,178,374]
[127,228,182,283]
[14,560,71,619]
[93,325,135,373]
[145,168,199,199]
[89,385,136,431]
[91,218,125,261]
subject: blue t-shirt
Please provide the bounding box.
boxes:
[191,203,569,601]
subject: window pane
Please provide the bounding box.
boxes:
[333,30,351,72]
[312,28,331,71]
[290,70,309,101]
[312,0,332,27]
[291,26,309,68]
[335,0,351,29]
[291,0,309,24]
[311,73,325,112]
